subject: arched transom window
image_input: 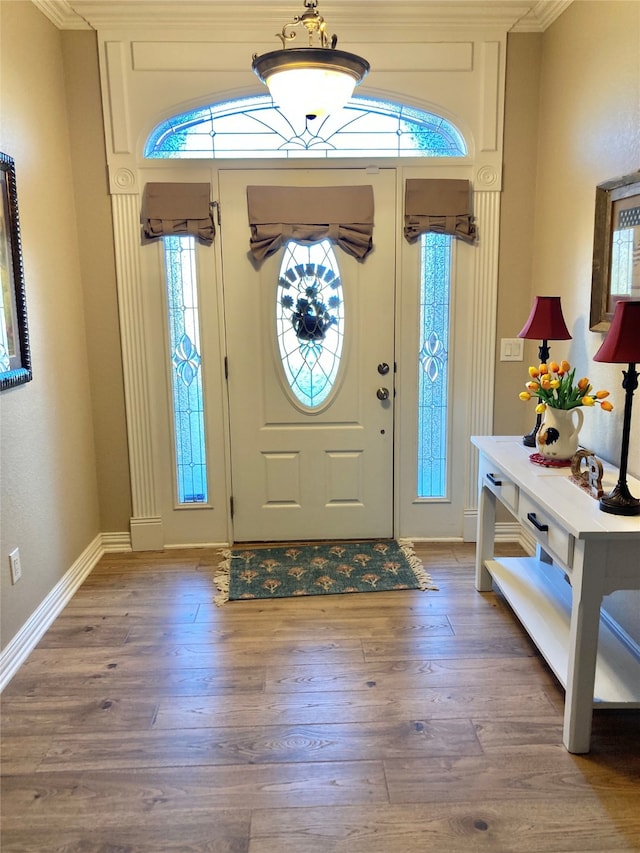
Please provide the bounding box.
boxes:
[145,95,467,159]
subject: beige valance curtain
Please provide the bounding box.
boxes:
[141,182,215,245]
[404,179,477,244]
[247,185,374,262]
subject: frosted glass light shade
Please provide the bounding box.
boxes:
[253,47,369,120]
[267,67,356,119]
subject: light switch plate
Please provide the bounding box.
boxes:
[500,338,524,361]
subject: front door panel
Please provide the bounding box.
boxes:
[219,169,396,542]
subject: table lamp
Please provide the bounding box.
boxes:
[593,299,640,516]
[518,296,572,446]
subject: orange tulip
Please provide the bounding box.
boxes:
[577,377,591,391]
[549,361,560,373]
[600,400,614,412]
[595,390,610,399]
[539,363,548,374]
[561,360,571,372]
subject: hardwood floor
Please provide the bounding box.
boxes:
[1,542,639,852]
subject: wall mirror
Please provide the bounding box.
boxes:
[590,171,640,332]
[0,151,31,390]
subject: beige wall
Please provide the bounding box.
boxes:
[502,0,640,640]
[61,31,131,534]
[0,1,104,647]
[533,0,640,470]
[495,32,543,438]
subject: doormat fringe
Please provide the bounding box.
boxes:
[213,539,436,606]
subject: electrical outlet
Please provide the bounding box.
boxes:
[9,548,22,584]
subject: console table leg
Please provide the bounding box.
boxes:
[475,486,496,592]
[563,543,606,753]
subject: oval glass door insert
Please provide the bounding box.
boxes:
[276,240,344,409]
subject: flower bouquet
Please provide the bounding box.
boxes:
[519,360,612,462]
[519,359,613,413]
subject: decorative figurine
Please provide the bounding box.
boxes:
[569,449,603,499]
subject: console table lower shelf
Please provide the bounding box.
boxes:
[487,556,640,707]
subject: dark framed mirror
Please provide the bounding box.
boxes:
[0,151,32,390]
[590,171,640,332]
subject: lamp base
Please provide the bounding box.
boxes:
[523,414,542,448]
[599,481,640,516]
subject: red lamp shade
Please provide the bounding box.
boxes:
[518,296,572,341]
[593,300,640,364]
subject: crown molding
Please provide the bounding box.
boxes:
[31,0,92,29]
[31,1,572,32]
[511,0,573,32]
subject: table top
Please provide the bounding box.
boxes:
[472,436,640,541]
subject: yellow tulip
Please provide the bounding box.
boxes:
[595,390,610,399]
[600,400,614,412]
[519,391,531,401]
[528,366,540,378]
[535,402,546,414]
[581,396,595,406]
[550,379,560,389]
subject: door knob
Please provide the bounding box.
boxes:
[377,362,390,375]
[376,387,390,401]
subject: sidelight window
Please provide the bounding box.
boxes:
[163,236,208,504]
[417,233,452,498]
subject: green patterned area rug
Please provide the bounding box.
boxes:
[213,540,436,605]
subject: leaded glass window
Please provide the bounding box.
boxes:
[417,233,451,498]
[145,95,467,159]
[163,236,208,504]
[276,240,344,409]
[611,221,635,297]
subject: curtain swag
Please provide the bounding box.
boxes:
[404,178,477,244]
[141,182,215,245]
[246,185,374,262]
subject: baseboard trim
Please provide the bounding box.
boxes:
[0,532,128,692]
[102,531,132,552]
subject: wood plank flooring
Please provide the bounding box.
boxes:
[1,542,639,852]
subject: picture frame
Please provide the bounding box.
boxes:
[590,171,640,332]
[0,151,31,390]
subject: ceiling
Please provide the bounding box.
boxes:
[33,0,573,32]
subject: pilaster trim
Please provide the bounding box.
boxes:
[466,189,500,513]
[111,193,159,527]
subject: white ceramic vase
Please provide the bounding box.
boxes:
[536,406,584,460]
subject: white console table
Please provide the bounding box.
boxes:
[472,435,640,753]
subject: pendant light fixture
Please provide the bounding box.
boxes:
[252,0,370,122]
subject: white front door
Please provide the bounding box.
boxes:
[219,169,397,542]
